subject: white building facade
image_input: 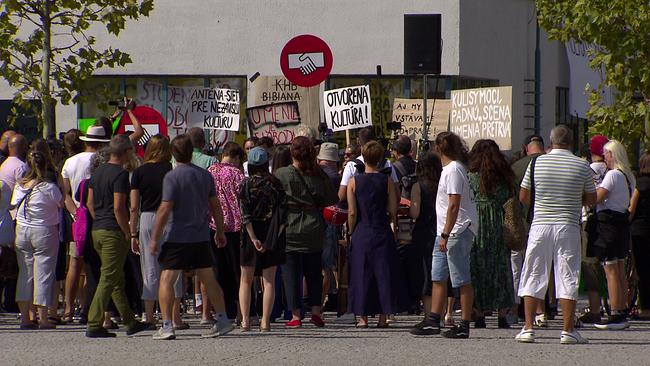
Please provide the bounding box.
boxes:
[0,0,575,150]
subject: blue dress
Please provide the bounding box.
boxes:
[348,173,407,316]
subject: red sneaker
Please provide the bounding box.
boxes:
[285,319,302,328]
[310,315,325,328]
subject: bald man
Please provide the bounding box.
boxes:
[0,130,17,165]
[0,134,28,193]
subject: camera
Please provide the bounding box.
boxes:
[108,98,136,111]
[386,121,402,131]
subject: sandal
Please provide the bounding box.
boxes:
[259,326,270,332]
[240,323,251,332]
[355,322,369,329]
[376,322,389,329]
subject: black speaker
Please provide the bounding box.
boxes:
[404,14,442,75]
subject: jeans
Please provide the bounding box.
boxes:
[282,251,323,311]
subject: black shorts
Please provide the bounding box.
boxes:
[159,241,215,270]
[595,210,630,263]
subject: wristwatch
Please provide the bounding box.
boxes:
[440,233,450,239]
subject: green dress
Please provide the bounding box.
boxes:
[469,172,514,311]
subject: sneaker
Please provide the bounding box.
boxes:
[560,330,589,344]
[310,315,325,328]
[202,320,234,338]
[285,319,302,328]
[86,328,117,338]
[578,312,601,324]
[334,313,356,324]
[534,313,548,328]
[442,324,470,339]
[410,319,441,336]
[514,327,535,343]
[594,314,628,330]
[126,321,150,336]
[474,317,486,328]
[152,327,176,340]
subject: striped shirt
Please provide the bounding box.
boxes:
[521,149,596,225]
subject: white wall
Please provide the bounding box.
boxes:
[457,0,569,150]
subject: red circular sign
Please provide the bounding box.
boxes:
[118,105,168,157]
[280,34,333,87]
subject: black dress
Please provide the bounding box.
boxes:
[239,173,287,275]
[348,173,407,316]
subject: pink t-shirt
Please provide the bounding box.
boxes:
[208,162,245,233]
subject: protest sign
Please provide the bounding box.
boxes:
[392,98,450,141]
[450,86,512,150]
[323,85,372,132]
[136,80,238,150]
[248,76,320,133]
[246,101,301,145]
[187,88,240,131]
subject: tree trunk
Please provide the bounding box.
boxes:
[40,0,53,138]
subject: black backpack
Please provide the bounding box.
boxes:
[393,160,417,200]
[353,158,392,176]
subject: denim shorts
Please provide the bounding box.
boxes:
[431,228,474,288]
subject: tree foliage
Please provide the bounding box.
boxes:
[0,0,154,136]
[537,0,650,145]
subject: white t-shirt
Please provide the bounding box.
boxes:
[597,169,632,214]
[436,161,478,236]
[11,182,62,227]
[590,161,607,186]
[340,156,399,186]
[61,152,94,206]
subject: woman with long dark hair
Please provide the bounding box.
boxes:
[11,143,63,329]
[468,139,515,329]
[630,151,650,319]
[274,136,337,328]
[409,152,443,325]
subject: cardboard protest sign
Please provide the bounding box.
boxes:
[392,98,450,141]
[323,85,372,132]
[136,80,237,151]
[187,88,240,131]
[246,102,301,145]
[248,76,320,133]
[450,86,512,150]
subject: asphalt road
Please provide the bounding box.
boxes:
[1,310,649,366]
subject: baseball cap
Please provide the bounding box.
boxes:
[247,146,268,166]
[523,134,544,146]
[590,135,609,157]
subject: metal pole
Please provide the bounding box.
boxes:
[422,74,428,157]
[534,11,541,135]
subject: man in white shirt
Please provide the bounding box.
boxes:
[516,125,596,344]
[60,126,110,322]
[338,127,399,202]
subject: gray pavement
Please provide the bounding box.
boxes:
[1,311,649,366]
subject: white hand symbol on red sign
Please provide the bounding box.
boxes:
[288,52,325,75]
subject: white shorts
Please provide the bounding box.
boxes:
[517,224,581,301]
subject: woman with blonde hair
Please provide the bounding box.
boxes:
[11,143,63,329]
[129,134,185,329]
[593,140,635,330]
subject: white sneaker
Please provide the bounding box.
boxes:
[202,320,234,338]
[152,327,176,340]
[534,314,548,328]
[560,330,589,344]
[515,327,535,343]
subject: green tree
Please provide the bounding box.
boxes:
[537,0,650,145]
[0,0,154,137]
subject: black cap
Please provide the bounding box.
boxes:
[523,134,544,146]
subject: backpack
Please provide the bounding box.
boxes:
[353,158,392,176]
[72,179,90,255]
[393,160,417,200]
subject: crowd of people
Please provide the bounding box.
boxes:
[0,118,649,344]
